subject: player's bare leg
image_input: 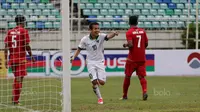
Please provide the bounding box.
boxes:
[12,76,24,105]
[138,76,148,101]
[92,79,104,104]
[120,76,131,100]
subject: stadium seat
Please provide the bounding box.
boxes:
[27,22,36,28]
[117,9,124,15]
[53,21,60,28]
[103,3,110,9]
[162,15,170,21]
[119,21,128,28]
[97,15,104,21]
[147,0,155,3]
[168,21,176,28]
[91,9,99,15]
[165,9,174,15]
[32,0,40,3]
[119,3,126,9]
[15,0,23,3]
[80,3,85,9]
[160,3,168,9]
[139,15,146,21]
[155,15,163,21]
[7,0,14,2]
[100,9,108,15]
[20,3,28,9]
[83,9,91,15]
[179,0,187,3]
[0,20,8,28]
[177,21,185,28]
[193,3,200,8]
[86,3,93,8]
[122,15,128,21]
[152,3,160,9]
[133,9,140,15]
[176,3,184,9]
[135,3,143,9]
[51,9,60,16]
[38,3,46,9]
[94,3,102,9]
[29,3,37,9]
[155,0,162,3]
[4,15,13,20]
[158,9,165,15]
[89,0,97,3]
[34,9,42,15]
[48,15,56,21]
[127,3,135,9]
[108,9,116,15]
[105,15,113,21]
[25,9,33,15]
[2,3,11,9]
[106,0,113,3]
[39,15,47,21]
[40,0,49,3]
[191,9,196,15]
[182,9,188,15]
[139,0,146,3]
[111,21,119,28]
[8,22,16,28]
[163,0,171,3]
[171,0,179,3]
[43,9,51,16]
[73,0,78,3]
[174,9,182,15]
[97,22,102,28]
[7,9,15,15]
[24,0,31,2]
[46,3,54,9]
[97,0,105,3]
[144,3,151,9]
[180,15,187,21]
[138,22,144,28]
[122,0,129,3]
[144,22,152,28]
[190,0,196,3]
[147,15,155,21]
[189,15,195,21]
[45,21,53,28]
[171,15,179,21]
[11,3,19,9]
[114,15,122,22]
[150,9,157,15]
[125,9,132,15]
[111,3,119,9]
[102,22,111,28]
[130,0,138,2]
[16,9,24,15]
[114,0,122,3]
[36,21,45,29]
[142,9,149,15]
[168,3,176,9]
[0,0,6,3]
[152,21,160,28]
[30,15,38,21]
[160,21,168,28]
[185,4,193,9]
[88,15,97,22]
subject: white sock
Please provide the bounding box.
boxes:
[93,85,102,99]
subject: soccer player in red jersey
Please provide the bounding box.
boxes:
[121,15,148,100]
[4,15,35,105]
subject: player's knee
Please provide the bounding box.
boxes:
[138,75,145,80]
[16,77,23,83]
[125,75,131,79]
[92,79,98,85]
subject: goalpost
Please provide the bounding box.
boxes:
[0,0,71,111]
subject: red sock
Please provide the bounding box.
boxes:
[13,78,22,103]
[139,77,147,94]
[123,77,131,98]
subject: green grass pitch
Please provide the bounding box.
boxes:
[0,76,200,112]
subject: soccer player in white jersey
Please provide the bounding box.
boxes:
[71,22,118,104]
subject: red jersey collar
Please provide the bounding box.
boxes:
[15,25,23,29]
[130,26,138,29]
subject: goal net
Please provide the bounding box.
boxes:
[0,0,66,111]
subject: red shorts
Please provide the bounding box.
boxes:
[125,61,146,77]
[11,63,27,77]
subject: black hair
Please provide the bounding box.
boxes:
[15,15,26,25]
[129,15,138,26]
[89,22,99,30]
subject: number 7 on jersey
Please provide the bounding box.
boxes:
[136,35,141,48]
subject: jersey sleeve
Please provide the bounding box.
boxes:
[100,33,108,41]
[126,31,132,41]
[78,38,86,50]
[24,29,30,44]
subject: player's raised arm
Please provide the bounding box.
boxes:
[71,47,81,62]
[105,31,119,40]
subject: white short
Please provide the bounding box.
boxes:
[87,62,106,82]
